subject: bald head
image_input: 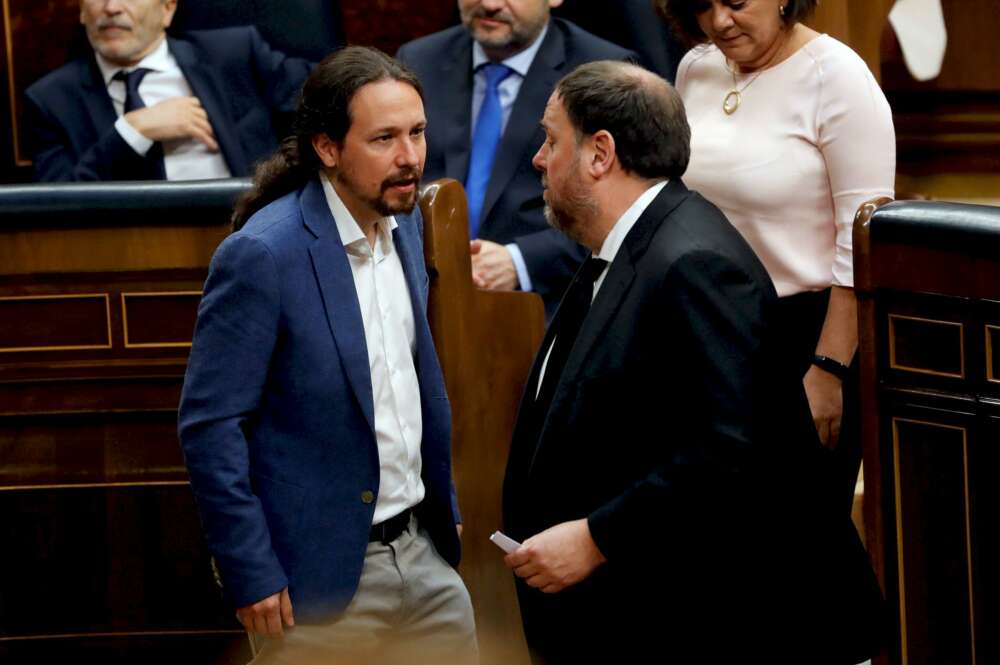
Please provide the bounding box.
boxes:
[554,61,690,180]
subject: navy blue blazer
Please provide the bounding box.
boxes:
[178,177,460,621]
[24,27,311,182]
[397,19,635,316]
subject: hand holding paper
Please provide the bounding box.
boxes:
[502,519,606,594]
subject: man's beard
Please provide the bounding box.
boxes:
[338,167,422,217]
[543,174,597,246]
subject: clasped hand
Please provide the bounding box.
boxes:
[125,96,219,151]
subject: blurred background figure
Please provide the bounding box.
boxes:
[397,0,635,318]
[24,0,312,182]
[661,0,896,513]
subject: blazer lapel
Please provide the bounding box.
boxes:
[82,57,118,134]
[478,24,565,233]
[169,37,249,176]
[301,178,376,433]
[441,37,475,182]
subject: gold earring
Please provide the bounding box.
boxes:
[779,4,786,16]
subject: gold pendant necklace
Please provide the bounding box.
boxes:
[723,65,763,115]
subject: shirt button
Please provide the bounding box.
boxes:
[361,490,375,504]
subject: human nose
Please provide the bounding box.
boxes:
[480,0,505,13]
[709,4,735,32]
[396,136,421,167]
[532,143,547,173]
[103,0,125,13]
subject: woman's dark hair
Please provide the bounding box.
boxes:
[655,0,817,46]
[556,61,690,180]
[232,46,423,230]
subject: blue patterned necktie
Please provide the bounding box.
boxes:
[112,67,165,179]
[465,63,514,237]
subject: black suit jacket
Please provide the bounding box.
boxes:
[24,27,312,181]
[397,19,635,315]
[503,181,885,663]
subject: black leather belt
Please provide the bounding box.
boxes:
[369,509,412,544]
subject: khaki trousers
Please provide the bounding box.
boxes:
[249,516,478,665]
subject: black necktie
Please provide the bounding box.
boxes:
[113,67,152,112]
[112,68,165,179]
[533,257,609,421]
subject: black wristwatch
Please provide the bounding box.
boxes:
[811,354,851,381]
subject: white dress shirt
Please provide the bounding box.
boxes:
[96,37,231,181]
[470,24,549,291]
[535,180,667,397]
[320,174,425,525]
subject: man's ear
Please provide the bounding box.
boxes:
[312,134,340,169]
[162,0,178,29]
[548,0,565,8]
[587,130,616,179]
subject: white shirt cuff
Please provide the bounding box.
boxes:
[115,116,154,156]
[506,243,530,292]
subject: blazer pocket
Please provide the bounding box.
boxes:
[251,472,307,563]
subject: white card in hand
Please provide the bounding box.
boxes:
[489,531,521,554]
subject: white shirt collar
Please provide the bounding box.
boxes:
[320,172,398,253]
[596,180,669,265]
[95,35,172,86]
[471,21,549,77]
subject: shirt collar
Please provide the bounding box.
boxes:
[96,35,171,86]
[596,180,668,265]
[471,21,549,77]
[320,172,398,253]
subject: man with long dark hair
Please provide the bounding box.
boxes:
[179,46,477,664]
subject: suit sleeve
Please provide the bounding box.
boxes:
[586,249,774,563]
[178,233,289,609]
[246,26,313,116]
[25,90,150,182]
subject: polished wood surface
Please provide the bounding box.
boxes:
[0,185,246,664]
[855,199,1000,665]
[421,179,541,665]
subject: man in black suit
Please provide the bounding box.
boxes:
[25,0,311,181]
[397,1,634,316]
[502,61,885,663]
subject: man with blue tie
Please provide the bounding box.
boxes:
[397,0,634,316]
[25,0,311,181]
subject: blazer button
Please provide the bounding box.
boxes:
[361,490,375,504]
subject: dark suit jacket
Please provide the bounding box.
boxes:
[178,177,460,621]
[554,0,688,81]
[502,181,885,663]
[397,19,635,315]
[24,27,311,182]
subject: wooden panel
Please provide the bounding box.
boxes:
[122,292,201,348]
[969,415,999,665]
[986,325,999,384]
[856,200,999,665]
[340,0,454,54]
[0,411,187,489]
[421,180,540,665]
[0,487,236,635]
[0,294,111,352]
[0,632,250,665]
[888,314,964,379]
[892,416,974,665]
[1,0,80,170]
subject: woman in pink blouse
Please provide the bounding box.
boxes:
[659,0,896,512]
